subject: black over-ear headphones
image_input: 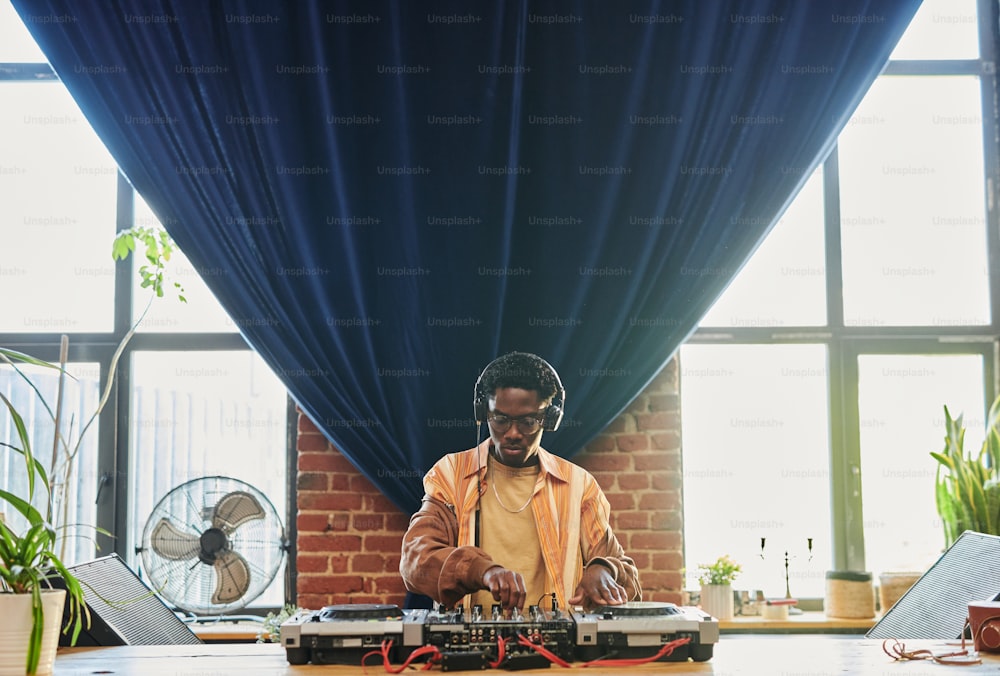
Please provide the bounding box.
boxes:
[473,354,566,432]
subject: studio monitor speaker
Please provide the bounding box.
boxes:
[867,531,1000,640]
[53,553,202,646]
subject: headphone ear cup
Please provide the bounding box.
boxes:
[538,356,565,432]
[543,402,564,432]
[473,392,488,423]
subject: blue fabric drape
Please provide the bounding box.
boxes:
[13,0,921,512]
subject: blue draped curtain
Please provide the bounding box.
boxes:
[13,0,921,511]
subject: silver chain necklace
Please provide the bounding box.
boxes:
[490,460,534,513]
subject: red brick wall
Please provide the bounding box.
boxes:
[295,358,683,610]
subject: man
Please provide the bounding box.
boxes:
[400,351,640,614]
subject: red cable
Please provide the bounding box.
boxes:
[360,639,392,674]
[580,636,692,667]
[489,635,511,669]
[515,633,573,668]
[362,632,694,672]
[361,639,443,674]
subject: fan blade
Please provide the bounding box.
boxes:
[212,490,266,531]
[212,549,251,605]
[149,518,201,561]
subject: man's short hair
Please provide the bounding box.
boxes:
[478,351,561,403]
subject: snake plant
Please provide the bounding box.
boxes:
[930,395,1000,548]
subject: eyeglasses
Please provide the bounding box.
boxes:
[487,412,544,434]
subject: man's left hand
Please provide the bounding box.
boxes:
[568,563,628,609]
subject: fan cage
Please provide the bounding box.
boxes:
[140,476,286,616]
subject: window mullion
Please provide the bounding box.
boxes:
[828,343,865,572]
[823,148,844,330]
[976,0,1000,335]
[95,173,135,559]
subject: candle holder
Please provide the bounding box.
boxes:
[759,537,813,600]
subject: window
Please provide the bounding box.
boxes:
[838,74,989,327]
[681,345,830,598]
[129,351,289,607]
[0,82,117,333]
[698,168,827,328]
[856,353,985,576]
[682,0,997,601]
[0,360,100,564]
[0,3,292,612]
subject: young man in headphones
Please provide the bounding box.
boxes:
[400,351,640,614]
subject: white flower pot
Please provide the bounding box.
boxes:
[0,589,66,675]
[700,583,734,621]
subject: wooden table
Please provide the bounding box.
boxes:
[52,635,996,674]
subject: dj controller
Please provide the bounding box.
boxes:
[281,601,718,670]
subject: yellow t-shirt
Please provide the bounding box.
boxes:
[472,457,548,614]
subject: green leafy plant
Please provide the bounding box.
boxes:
[0,352,88,674]
[112,224,187,302]
[931,394,1000,548]
[257,604,303,643]
[697,554,742,586]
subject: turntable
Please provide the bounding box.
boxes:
[572,601,718,662]
[281,603,428,665]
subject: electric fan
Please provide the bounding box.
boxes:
[138,476,287,615]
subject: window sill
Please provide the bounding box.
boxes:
[720,611,877,634]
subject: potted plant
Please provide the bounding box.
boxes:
[931,394,1000,548]
[0,354,88,675]
[697,554,741,621]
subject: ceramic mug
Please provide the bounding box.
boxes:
[968,601,1000,652]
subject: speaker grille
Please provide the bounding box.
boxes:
[867,531,1000,639]
[63,554,202,645]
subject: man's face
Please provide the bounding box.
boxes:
[487,387,548,467]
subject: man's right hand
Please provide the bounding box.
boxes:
[482,566,526,613]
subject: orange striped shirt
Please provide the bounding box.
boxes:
[413,439,640,610]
